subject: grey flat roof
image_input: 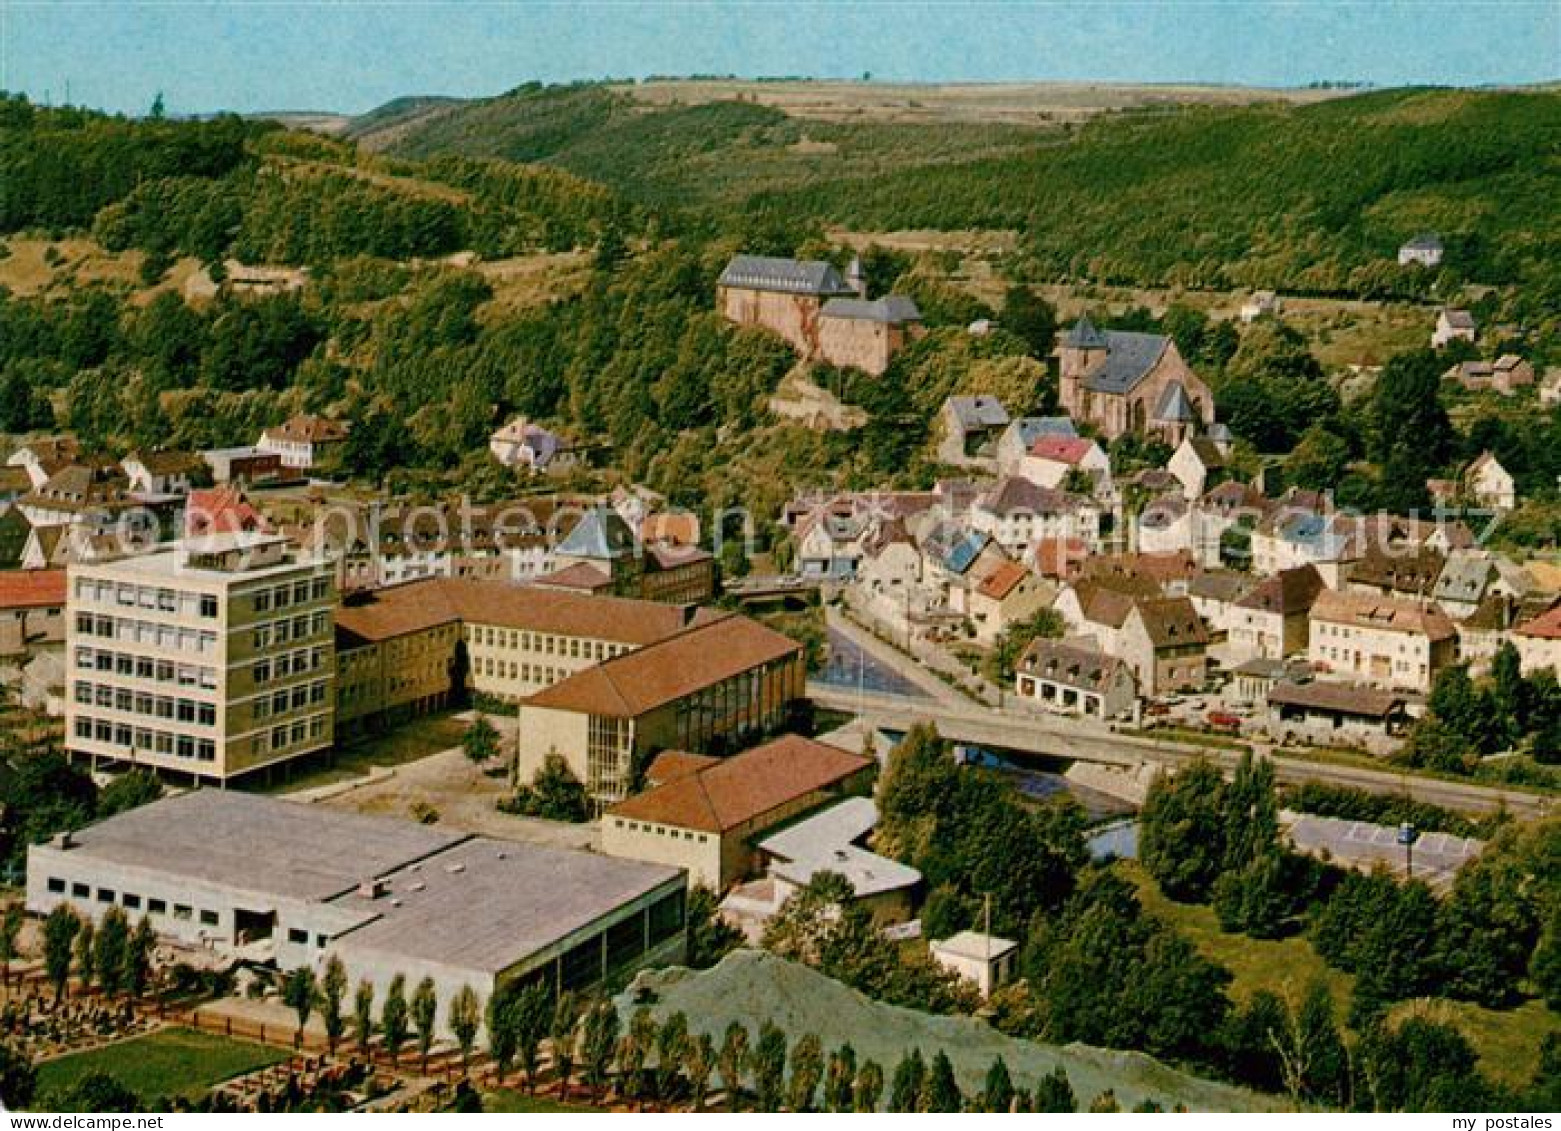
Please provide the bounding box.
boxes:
[759,797,921,898]
[1082,331,1171,395]
[51,791,463,903]
[329,836,682,974]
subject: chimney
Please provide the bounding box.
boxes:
[847,255,866,299]
[358,878,386,899]
[54,830,74,849]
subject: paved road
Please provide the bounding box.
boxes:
[808,684,1550,819]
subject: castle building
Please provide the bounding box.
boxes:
[717,254,922,376]
[1057,316,1216,443]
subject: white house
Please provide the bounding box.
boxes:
[1398,234,1444,268]
[1465,451,1516,512]
[1432,309,1477,349]
[488,418,580,475]
[256,414,349,471]
[1166,436,1228,501]
[1020,435,1111,494]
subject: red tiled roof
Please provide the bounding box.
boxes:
[1516,605,1561,641]
[186,486,270,537]
[0,568,66,610]
[333,577,702,647]
[1028,435,1096,465]
[534,562,614,592]
[608,735,869,834]
[976,560,1031,601]
[523,613,802,718]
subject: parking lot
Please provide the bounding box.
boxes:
[1283,812,1483,890]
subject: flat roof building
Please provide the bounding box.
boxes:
[27,790,686,1036]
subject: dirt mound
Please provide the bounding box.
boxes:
[618,949,1282,1111]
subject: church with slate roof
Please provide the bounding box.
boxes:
[1057,315,1216,444]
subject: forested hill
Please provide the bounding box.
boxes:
[370,83,1561,300]
[0,94,636,267]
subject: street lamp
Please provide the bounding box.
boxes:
[1397,821,1418,879]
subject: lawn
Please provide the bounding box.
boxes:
[36,1027,290,1104]
[1120,862,1558,1090]
[484,1088,603,1113]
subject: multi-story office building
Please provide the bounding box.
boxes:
[66,533,336,784]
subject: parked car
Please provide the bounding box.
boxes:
[1145,701,1171,717]
[1207,710,1242,733]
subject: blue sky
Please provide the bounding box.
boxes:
[2,1,1557,117]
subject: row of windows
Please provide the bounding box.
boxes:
[74,647,216,689]
[253,680,330,719]
[286,927,330,948]
[1315,622,1425,654]
[72,716,216,761]
[476,658,564,685]
[265,716,328,752]
[611,818,710,844]
[74,613,218,655]
[252,611,330,650]
[73,579,219,619]
[74,681,217,726]
[250,577,330,614]
[252,647,327,685]
[45,880,219,926]
[468,625,627,663]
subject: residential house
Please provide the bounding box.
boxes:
[1345,545,1445,601]
[1460,593,1557,675]
[256,414,349,471]
[1056,315,1216,443]
[969,477,1100,561]
[185,486,270,539]
[19,464,175,540]
[1166,436,1228,501]
[1432,308,1477,349]
[994,417,1078,478]
[1136,495,1195,557]
[1465,451,1517,512]
[1250,509,1353,587]
[1398,234,1443,268]
[1193,481,1269,570]
[967,559,1050,646]
[1227,565,1326,661]
[601,735,873,891]
[1020,435,1112,495]
[1541,368,1561,408]
[1431,549,1532,620]
[1514,606,1561,676]
[930,932,1019,999]
[1119,597,1209,695]
[1014,638,1137,720]
[1060,582,1207,695]
[488,418,581,474]
[1308,589,1457,694]
[7,437,80,490]
[1187,570,1257,641]
[121,450,205,496]
[939,396,1010,465]
[0,568,66,659]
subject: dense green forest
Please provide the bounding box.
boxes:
[3,86,1560,530]
[373,84,1561,302]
